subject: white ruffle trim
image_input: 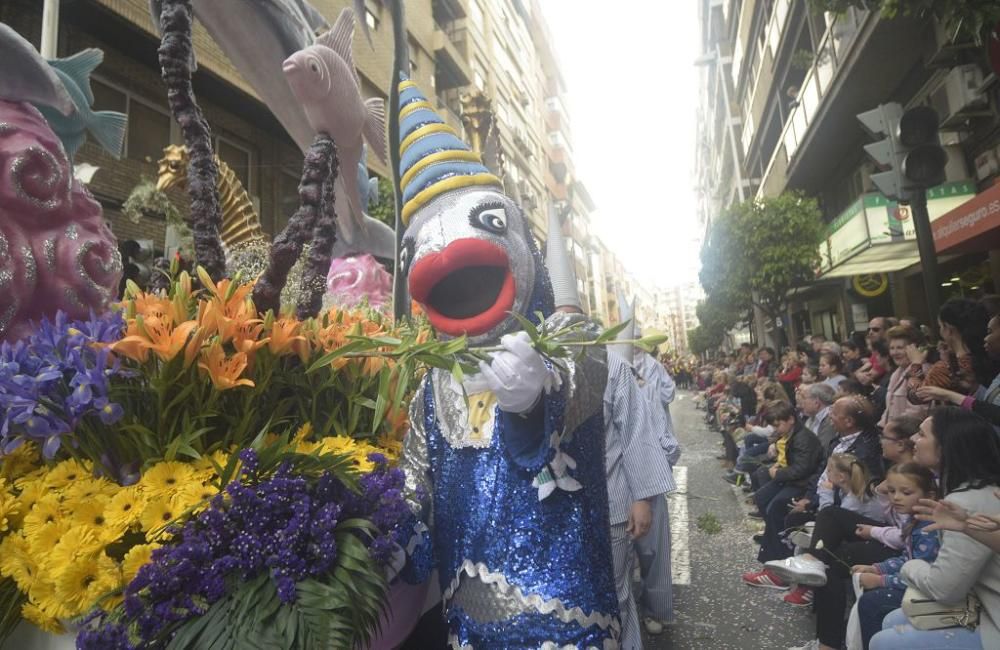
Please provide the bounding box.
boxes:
[448,633,619,649]
[443,560,621,635]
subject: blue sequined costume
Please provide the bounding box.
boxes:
[401,298,621,650]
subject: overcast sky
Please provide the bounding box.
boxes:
[539,1,702,290]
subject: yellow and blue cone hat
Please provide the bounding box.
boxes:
[398,79,502,225]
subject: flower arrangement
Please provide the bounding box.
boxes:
[0,266,427,647]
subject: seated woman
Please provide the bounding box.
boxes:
[869,408,1000,650]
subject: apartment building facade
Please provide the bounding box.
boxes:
[697,0,1000,345]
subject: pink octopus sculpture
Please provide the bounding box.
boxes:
[325,253,392,311]
[0,100,122,342]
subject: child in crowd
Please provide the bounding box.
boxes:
[853,463,939,649]
[802,366,819,385]
[823,453,884,522]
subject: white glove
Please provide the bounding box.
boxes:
[478,332,562,413]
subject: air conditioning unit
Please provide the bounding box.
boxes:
[975,148,1000,181]
[929,64,988,130]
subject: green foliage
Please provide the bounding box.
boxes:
[696,512,722,535]
[701,192,824,323]
[687,325,717,357]
[123,178,183,226]
[367,177,396,229]
[808,0,1000,43]
[0,578,25,646]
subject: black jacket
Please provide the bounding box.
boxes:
[772,423,823,488]
[805,429,886,505]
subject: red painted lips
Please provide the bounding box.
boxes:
[408,238,515,336]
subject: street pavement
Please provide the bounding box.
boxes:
[642,391,814,650]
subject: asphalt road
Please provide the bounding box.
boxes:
[643,391,814,650]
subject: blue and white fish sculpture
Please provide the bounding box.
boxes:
[34,49,128,160]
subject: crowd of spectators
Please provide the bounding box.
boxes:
[693,297,1000,650]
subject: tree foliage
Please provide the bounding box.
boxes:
[700,192,824,328]
[808,0,1000,43]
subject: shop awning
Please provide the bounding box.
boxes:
[815,182,976,279]
[820,241,921,278]
[933,181,1000,254]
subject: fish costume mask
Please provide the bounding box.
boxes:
[396,81,622,649]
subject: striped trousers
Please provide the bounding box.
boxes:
[611,522,643,649]
[634,494,674,623]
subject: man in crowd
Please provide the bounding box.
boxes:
[800,383,837,448]
[632,346,681,635]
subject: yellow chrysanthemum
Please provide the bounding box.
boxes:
[193,450,230,484]
[140,496,182,537]
[28,578,73,621]
[14,468,46,490]
[317,435,359,457]
[69,499,126,542]
[293,422,313,442]
[21,601,65,635]
[27,520,72,554]
[45,525,103,574]
[22,496,63,539]
[0,480,19,533]
[42,459,92,489]
[122,543,159,584]
[140,461,196,499]
[174,482,218,513]
[54,553,120,614]
[104,487,146,533]
[0,442,40,481]
[13,479,47,525]
[0,534,38,591]
[64,477,118,503]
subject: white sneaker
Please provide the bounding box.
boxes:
[787,640,819,650]
[643,617,664,635]
[764,555,827,587]
[788,529,813,549]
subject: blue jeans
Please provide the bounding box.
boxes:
[869,608,983,650]
[859,586,906,649]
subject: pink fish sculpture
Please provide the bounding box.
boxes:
[282,7,386,248]
[0,100,122,342]
[325,254,392,311]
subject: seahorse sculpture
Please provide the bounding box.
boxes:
[156,144,270,279]
[156,144,266,246]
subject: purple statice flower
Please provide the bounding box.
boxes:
[0,310,127,457]
[78,449,419,649]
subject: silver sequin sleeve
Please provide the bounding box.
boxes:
[399,379,434,523]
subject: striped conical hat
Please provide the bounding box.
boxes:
[398,79,502,225]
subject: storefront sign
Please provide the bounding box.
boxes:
[932,181,1000,253]
[818,182,977,276]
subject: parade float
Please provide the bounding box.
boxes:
[0,1,663,647]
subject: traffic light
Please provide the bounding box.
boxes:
[857,103,947,202]
[118,239,155,293]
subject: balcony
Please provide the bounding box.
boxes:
[756,8,933,198]
[433,25,471,91]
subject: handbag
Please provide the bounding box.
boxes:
[901,586,981,631]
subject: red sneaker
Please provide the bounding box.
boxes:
[783,585,815,607]
[741,568,788,590]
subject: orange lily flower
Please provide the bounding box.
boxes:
[268,318,308,358]
[197,342,255,391]
[145,319,199,362]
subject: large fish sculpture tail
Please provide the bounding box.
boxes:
[49,50,128,158]
[87,111,129,158]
